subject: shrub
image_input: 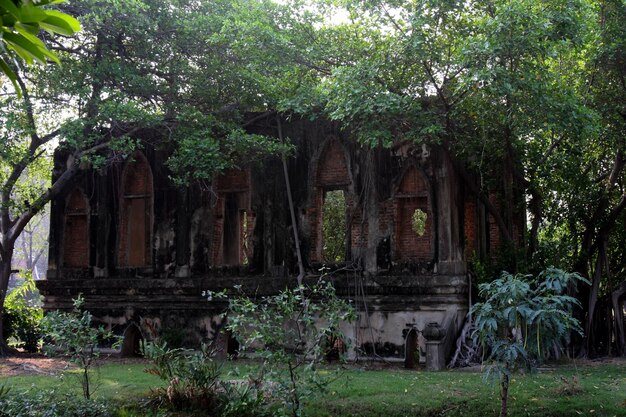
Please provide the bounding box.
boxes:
[142,340,224,411]
[220,382,276,417]
[41,295,114,399]
[225,281,355,417]
[3,272,42,352]
[0,390,112,417]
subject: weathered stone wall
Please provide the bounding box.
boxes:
[39,115,521,363]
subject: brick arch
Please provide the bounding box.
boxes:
[394,164,433,261]
[122,151,153,196]
[118,151,153,267]
[308,139,355,263]
[63,188,89,267]
[315,139,351,188]
[397,165,428,195]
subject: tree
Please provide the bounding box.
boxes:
[0,0,80,94]
[471,269,588,417]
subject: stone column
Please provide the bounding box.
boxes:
[423,322,446,371]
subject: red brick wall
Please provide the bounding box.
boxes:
[488,194,501,253]
[316,141,350,187]
[393,166,433,261]
[395,197,433,260]
[118,152,153,267]
[63,188,89,267]
[398,166,427,194]
[215,169,249,192]
[122,154,152,196]
[351,206,368,249]
[464,200,477,256]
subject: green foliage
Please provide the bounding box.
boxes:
[470,268,589,416]
[0,0,80,93]
[142,339,280,416]
[165,110,292,188]
[322,190,347,263]
[3,271,42,352]
[41,295,114,399]
[219,382,275,417]
[0,390,111,417]
[142,341,223,411]
[411,209,427,237]
[225,281,356,417]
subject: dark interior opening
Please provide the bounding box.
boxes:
[222,193,240,265]
[405,328,419,369]
[121,323,143,357]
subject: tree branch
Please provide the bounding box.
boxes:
[15,71,41,145]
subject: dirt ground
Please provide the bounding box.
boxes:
[0,353,148,377]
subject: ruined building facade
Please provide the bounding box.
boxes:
[38,117,519,364]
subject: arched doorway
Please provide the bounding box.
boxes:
[405,328,419,369]
[121,323,144,357]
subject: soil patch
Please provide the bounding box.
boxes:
[0,353,148,377]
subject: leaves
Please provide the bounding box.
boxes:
[0,0,81,93]
[471,268,587,376]
[225,281,355,416]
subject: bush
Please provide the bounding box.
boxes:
[41,295,114,399]
[3,272,42,352]
[142,340,224,411]
[0,390,112,417]
[220,382,276,417]
[225,281,355,417]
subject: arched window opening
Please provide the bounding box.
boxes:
[395,166,432,261]
[214,169,254,266]
[63,188,89,267]
[313,140,351,263]
[118,152,153,267]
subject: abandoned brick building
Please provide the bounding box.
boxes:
[38,116,519,366]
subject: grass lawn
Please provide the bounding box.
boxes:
[1,359,625,416]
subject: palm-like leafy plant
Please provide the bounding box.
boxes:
[471,268,589,417]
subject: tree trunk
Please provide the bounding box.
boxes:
[584,248,604,356]
[0,247,16,356]
[612,282,626,356]
[83,367,90,399]
[499,372,510,417]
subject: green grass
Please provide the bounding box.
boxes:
[2,363,164,401]
[307,363,626,417]
[2,360,625,417]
